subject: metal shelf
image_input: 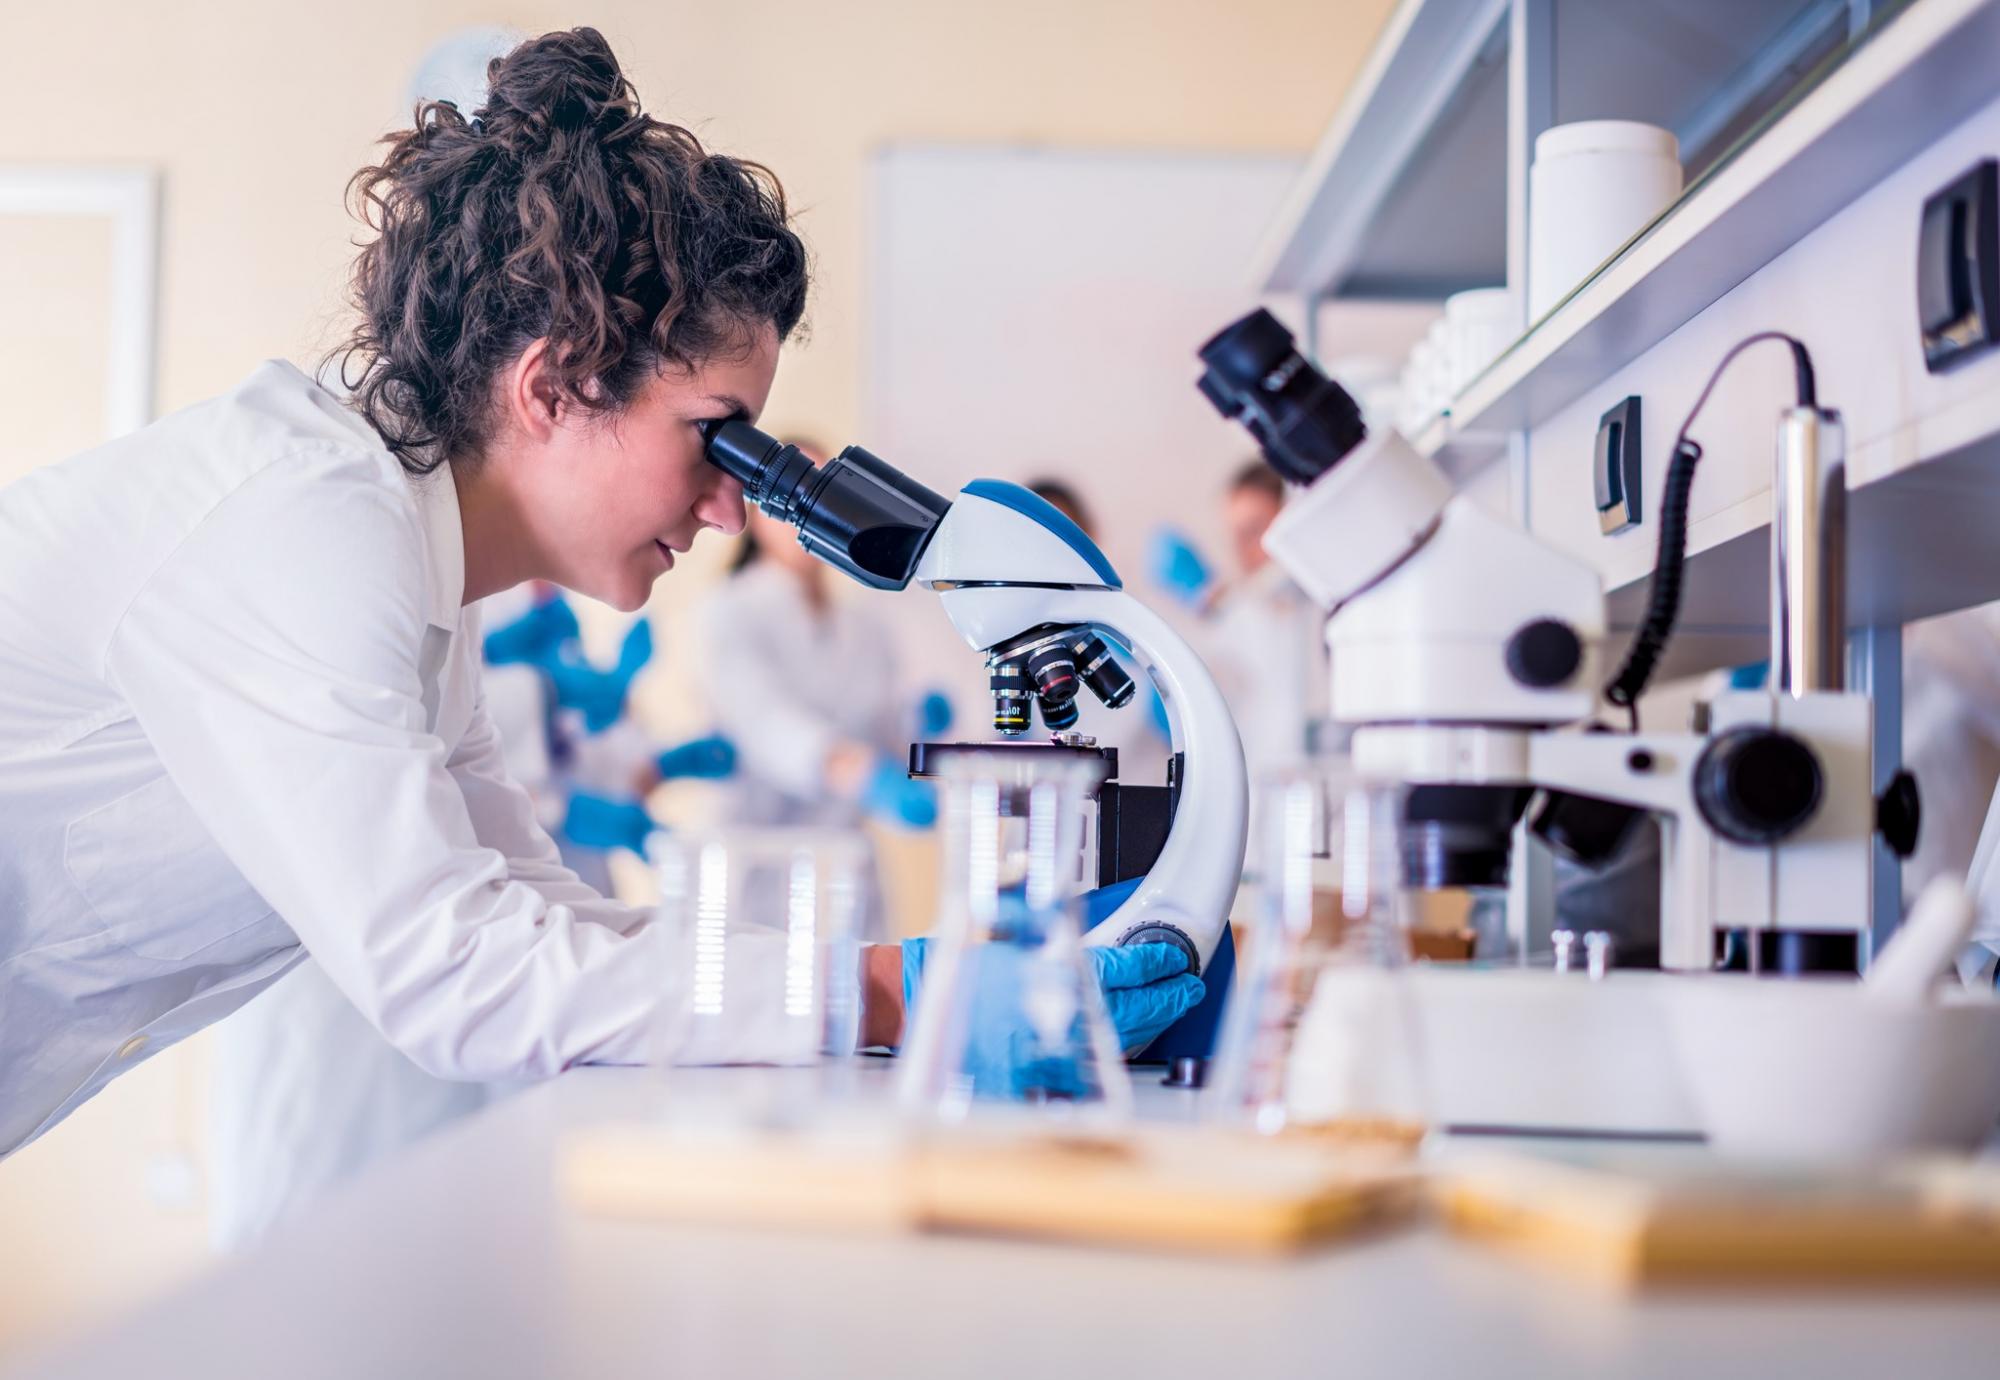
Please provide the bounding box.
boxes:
[1251,0,1509,300]
[1256,0,1875,307]
[1422,0,2000,476]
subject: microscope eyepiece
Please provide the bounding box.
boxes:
[701,420,952,592]
[1196,307,1368,486]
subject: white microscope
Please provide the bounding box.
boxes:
[701,421,1249,1058]
[1192,311,1922,1134]
[1194,309,1920,976]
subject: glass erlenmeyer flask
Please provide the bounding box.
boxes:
[897,750,1133,1126]
[1283,765,1429,1144]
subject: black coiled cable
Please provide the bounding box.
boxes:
[1602,331,1818,729]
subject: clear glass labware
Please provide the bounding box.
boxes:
[896,750,1133,1127]
[1209,763,1428,1145]
[647,828,871,1118]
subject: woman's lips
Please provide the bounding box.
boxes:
[654,539,676,569]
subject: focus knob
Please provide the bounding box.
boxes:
[1694,727,1823,845]
[1505,619,1583,689]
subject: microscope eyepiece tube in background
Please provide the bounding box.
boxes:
[701,419,952,592]
[1196,308,1369,486]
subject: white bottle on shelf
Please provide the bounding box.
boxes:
[1528,120,1683,322]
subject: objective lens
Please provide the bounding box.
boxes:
[990,660,1031,736]
[1038,693,1080,732]
[1072,634,1135,708]
[1024,641,1079,706]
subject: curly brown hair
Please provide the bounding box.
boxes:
[334,27,809,475]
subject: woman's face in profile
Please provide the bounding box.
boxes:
[528,324,780,611]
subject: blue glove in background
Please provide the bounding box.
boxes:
[482,592,580,666]
[900,936,1203,1062]
[561,791,657,853]
[1727,660,1771,690]
[1148,527,1213,607]
[1146,686,1172,745]
[656,735,737,781]
[545,660,632,734]
[861,759,937,829]
[615,617,654,680]
[915,690,955,738]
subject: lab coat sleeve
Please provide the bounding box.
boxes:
[100,452,754,1077]
[446,695,650,937]
[694,588,838,798]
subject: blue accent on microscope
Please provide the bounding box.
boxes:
[961,479,1123,589]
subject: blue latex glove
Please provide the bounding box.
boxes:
[561,791,657,853]
[482,592,580,666]
[915,690,955,738]
[1148,527,1213,607]
[861,759,937,829]
[546,659,631,734]
[616,617,655,680]
[1146,686,1172,745]
[900,936,1203,1063]
[655,734,737,781]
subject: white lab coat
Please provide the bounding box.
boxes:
[0,361,788,1158]
[696,561,906,829]
[1901,602,2000,984]
[1199,562,1327,858]
[206,594,673,1247]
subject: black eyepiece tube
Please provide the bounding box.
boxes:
[701,419,952,592]
[1195,308,1367,486]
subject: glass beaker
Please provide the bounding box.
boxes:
[1209,762,1428,1144]
[648,828,870,1100]
[896,749,1133,1126]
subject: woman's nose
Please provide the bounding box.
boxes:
[701,475,748,537]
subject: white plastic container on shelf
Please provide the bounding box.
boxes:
[1527,120,1682,321]
[1442,287,1516,395]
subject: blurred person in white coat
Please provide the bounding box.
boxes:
[696,444,938,867]
[1150,462,1326,789]
[1900,602,2000,986]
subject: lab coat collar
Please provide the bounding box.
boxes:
[411,469,466,631]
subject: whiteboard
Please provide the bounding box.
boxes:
[866,144,1300,573]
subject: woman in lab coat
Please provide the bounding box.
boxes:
[0,29,812,1156]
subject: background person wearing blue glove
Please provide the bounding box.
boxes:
[696,441,938,930]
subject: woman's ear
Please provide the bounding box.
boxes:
[503,339,565,443]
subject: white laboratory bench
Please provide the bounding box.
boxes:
[6,1062,1996,1380]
